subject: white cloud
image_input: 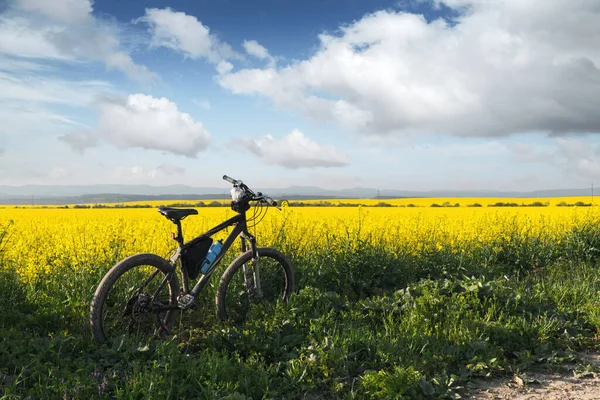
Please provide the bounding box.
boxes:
[216,60,233,75]
[242,40,275,67]
[112,164,185,181]
[193,99,211,110]
[0,70,112,106]
[219,0,600,137]
[113,166,158,180]
[0,67,109,137]
[574,157,600,179]
[143,8,238,64]
[0,16,68,59]
[0,55,55,73]
[11,165,74,181]
[238,129,349,169]
[47,166,70,180]
[0,0,156,82]
[555,138,600,180]
[509,142,552,163]
[509,137,600,180]
[242,40,269,59]
[104,52,157,83]
[415,141,508,157]
[0,0,135,142]
[17,0,93,24]
[58,131,99,153]
[61,94,211,157]
[0,106,84,138]
[156,164,186,175]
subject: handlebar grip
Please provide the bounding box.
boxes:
[265,197,279,208]
[223,175,236,184]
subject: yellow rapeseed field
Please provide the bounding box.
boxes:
[300,196,595,207]
[0,200,598,283]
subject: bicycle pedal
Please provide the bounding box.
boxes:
[177,294,196,309]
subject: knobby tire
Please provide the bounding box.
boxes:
[90,253,180,343]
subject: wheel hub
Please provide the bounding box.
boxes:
[132,292,152,317]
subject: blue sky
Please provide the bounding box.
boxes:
[0,0,599,191]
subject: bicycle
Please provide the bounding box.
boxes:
[89,175,295,343]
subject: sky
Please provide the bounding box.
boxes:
[0,0,599,191]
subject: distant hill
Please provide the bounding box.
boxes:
[0,184,226,197]
[0,184,595,205]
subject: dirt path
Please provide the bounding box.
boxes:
[468,352,600,400]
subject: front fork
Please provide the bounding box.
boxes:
[241,232,263,297]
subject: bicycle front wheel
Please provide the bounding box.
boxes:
[90,253,180,344]
[216,247,294,324]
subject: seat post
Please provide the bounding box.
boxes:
[174,221,184,245]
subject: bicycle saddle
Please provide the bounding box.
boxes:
[158,207,198,222]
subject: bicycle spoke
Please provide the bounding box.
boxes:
[221,254,289,324]
[101,264,174,341]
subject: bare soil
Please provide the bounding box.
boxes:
[467,352,600,400]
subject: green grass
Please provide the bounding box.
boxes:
[1,224,600,399]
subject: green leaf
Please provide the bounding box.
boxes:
[420,379,435,396]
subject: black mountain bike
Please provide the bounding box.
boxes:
[90,175,294,343]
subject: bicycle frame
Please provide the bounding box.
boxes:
[168,210,258,298]
[89,177,286,343]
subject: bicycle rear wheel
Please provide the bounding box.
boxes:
[216,247,294,324]
[90,253,180,343]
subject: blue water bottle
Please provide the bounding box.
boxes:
[200,240,223,274]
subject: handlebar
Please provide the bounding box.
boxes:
[263,196,280,209]
[223,174,280,209]
[222,175,238,185]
